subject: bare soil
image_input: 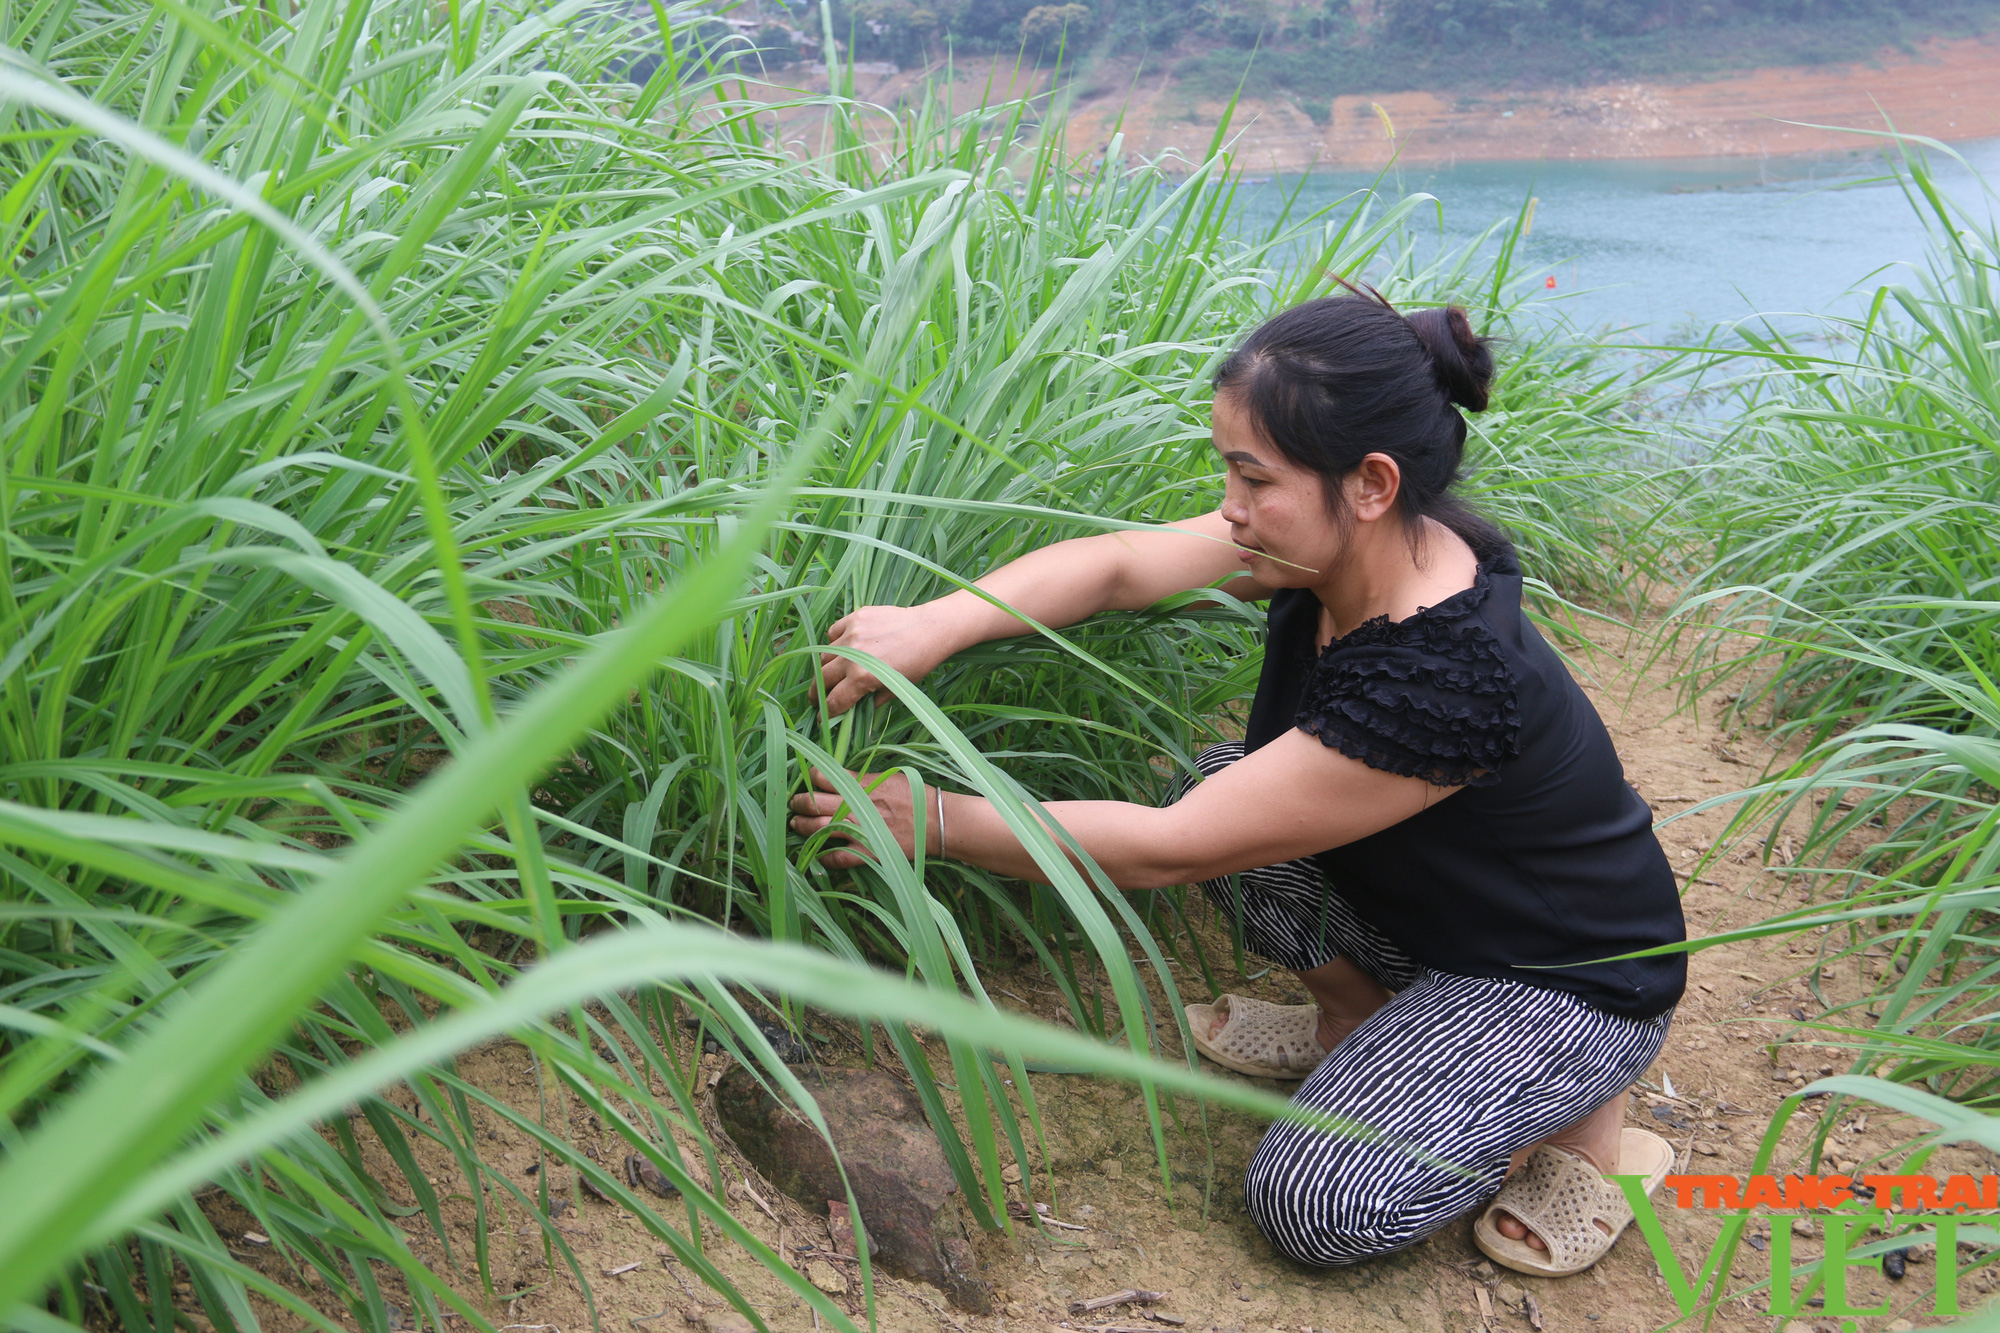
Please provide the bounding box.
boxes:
[202,617,2000,1333]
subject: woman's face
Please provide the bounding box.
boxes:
[1212,393,1345,590]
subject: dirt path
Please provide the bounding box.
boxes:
[205,619,1996,1333]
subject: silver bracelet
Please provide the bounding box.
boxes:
[934,786,947,858]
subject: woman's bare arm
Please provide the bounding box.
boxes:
[818,510,1270,714]
[790,730,1458,888]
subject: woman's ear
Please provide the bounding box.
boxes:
[1346,453,1403,522]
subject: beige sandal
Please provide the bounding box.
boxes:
[1184,994,1328,1080]
[1472,1127,1675,1276]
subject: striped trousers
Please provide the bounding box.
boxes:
[1179,743,1673,1266]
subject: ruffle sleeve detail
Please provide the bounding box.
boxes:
[1292,575,1521,787]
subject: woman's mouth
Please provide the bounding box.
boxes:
[1235,542,1265,562]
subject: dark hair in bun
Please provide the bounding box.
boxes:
[1405,304,1494,412]
[1212,283,1503,558]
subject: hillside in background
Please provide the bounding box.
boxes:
[805,0,2000,96]
[741,26,2000,172]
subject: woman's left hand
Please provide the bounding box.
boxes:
[788,767,936,868]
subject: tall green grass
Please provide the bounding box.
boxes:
[1,0,1676,1325]
[1659,144,2000,1318]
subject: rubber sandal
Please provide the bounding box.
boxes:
[1184,994,1327,1080]
[1472,1127,1675,1277]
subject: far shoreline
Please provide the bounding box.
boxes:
[1150,133,2000,182]
[747,34,2000,177]
[1058,34,2000,172]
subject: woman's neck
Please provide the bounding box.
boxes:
[1312,517,1480,644]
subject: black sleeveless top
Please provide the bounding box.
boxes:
[1242,543,1686,1020]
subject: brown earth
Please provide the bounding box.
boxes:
[199,615,2000,1333]
[748,35,2000,172]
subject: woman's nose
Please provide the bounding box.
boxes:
[1218,483,1248,526]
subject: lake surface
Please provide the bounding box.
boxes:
[1227,137,2000,335]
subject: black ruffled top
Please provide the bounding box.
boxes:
[1292,565,1520,788]
[1243,542,1686,1020]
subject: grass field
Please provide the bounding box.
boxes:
[1663,153,2000,1167]
[2,0,1998,1328]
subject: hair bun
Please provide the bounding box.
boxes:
[1406,305,1494,412]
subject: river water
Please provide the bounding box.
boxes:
[1228,136,2000,334]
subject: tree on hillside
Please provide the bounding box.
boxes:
[828,0,1104,60]
[1022,3,1095,59]
[948,0,1048,43]
[846,0,941,64]
[1377,0,1948,44]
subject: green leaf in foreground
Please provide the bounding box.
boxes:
[0,451,814,1306]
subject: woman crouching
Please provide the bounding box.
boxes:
[793,287,1686,1277]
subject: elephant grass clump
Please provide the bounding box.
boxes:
[0,0,1669,1325]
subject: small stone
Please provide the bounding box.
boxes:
[1694,1141,1720,1156]
[1004,1303,1028,1319]
[1772,1070,1794,1083]
[1791,1218,1814,1237]
[1888,1319,1915,1331]
[804,1259,847,1295]
[1101,1159,1123,1179]
[701,1315,756,1333]
[1470,1260,1496,1281]
[1496,1280,1525,1309]
[1001,1164,1023,1184]
[625,1154,681,1199]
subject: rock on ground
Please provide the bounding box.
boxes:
[715,1064,993,1312]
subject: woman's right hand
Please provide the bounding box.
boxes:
[818,603,961,715]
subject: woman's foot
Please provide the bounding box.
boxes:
[1188,959,1391,1080]
[1199,1003,1360,1052]
[1295,957,1391,1052]
[1199,956,1391,1054]
[1474,1122,1676,1277]
[1186,996,1327,1078]
[1491,1092,1628,1252]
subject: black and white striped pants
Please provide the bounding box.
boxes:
[1178,743,1673,1266]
